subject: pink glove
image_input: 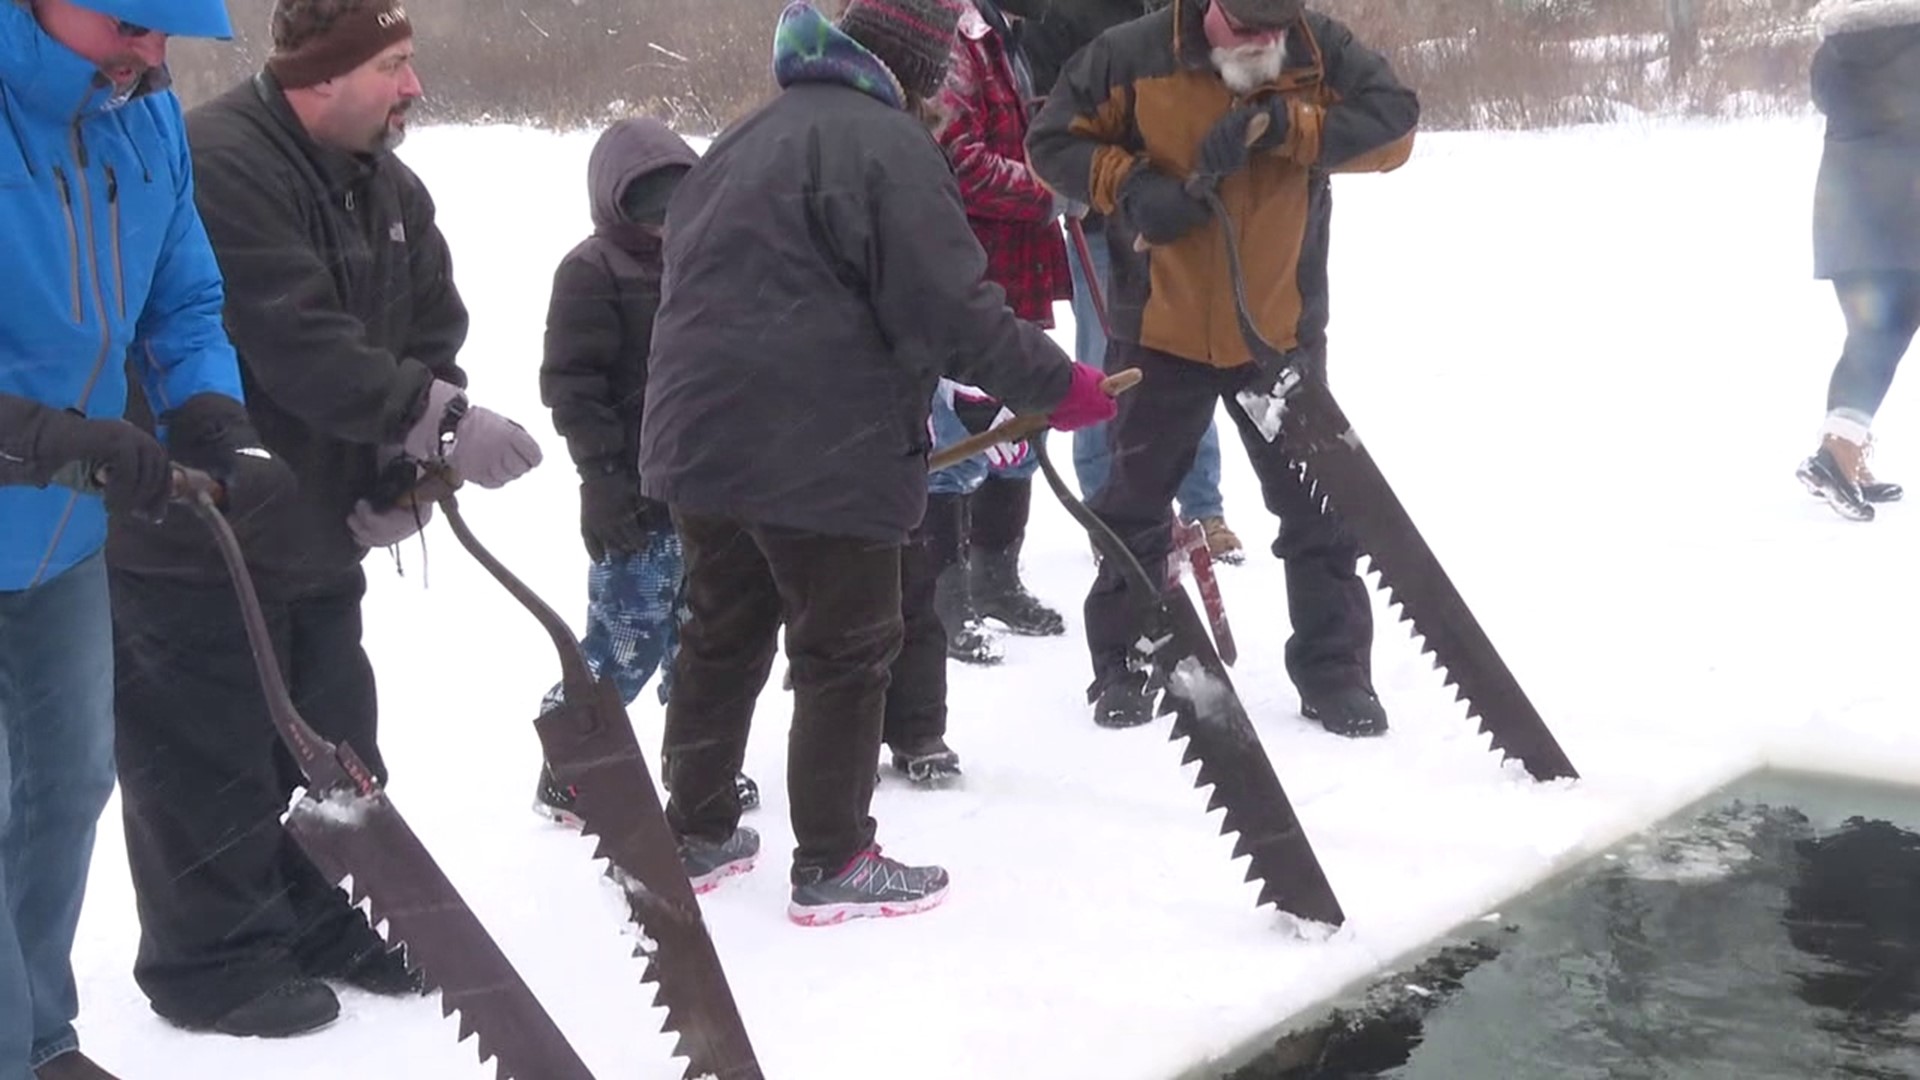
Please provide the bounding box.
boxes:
[1047,363,1118,432]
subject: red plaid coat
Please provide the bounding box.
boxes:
[937,6,1073,328]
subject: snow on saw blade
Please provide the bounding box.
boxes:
[179,474,592,1080]
[287,788,596,1080]
[1276,378,1578,782]
[440,495,763,1080]
[1032,439,1344,926]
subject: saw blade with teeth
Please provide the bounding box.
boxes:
[1143,588,1347,925]
[1277,378,1578,782]
[286,778,595,1080]
[440,495,762,1080]
[536,681,763,1080]
[1033,440,1346,925]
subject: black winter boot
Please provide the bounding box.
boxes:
[888,734,964,788]
[1300,685,1390,738]
[935,564,1002,664]
[324,944,425,997]
[1091,669,1156,729]
[186,978,340,1039]
[927,492,1002,664]
[969,476,1065,636]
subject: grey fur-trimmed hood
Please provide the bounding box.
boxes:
[1815,0,1920,40]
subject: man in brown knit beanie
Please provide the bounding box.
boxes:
[106,0,542,1041]
[264,0,419,152]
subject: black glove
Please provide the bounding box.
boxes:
[1117,166,1212,246]
[1195,99,1290,188]
[29,408,172,518]
[161,393,297,526]
[579,462,654,563]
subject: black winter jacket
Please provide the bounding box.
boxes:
[108,73,468,593]
[639,11,1074,543]
[540,118,696,526]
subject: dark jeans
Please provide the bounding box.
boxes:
[0,554,118,1073]
[1084,341,1373,698]
[110,567,387,1026]
[1828,271,1920,421]
[665,510,903,882]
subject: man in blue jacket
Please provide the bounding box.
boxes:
[0,1,291,1077]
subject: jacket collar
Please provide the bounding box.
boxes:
[250,70,378,196]
[0,2,169,124]
[772,0,908,111]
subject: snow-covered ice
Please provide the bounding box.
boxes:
[68,113,1920,1078]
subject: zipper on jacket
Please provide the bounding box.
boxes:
[67,125,115,412]
[50,166,82,322]
[106,165,125,319]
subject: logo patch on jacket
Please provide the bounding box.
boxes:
[389,222,406,243]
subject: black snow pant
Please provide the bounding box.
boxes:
[665,510,902,884]
[882,500,950,752]
[1084,340,1373,699]
[109,566,388,1026]
[1828,271,1920,421]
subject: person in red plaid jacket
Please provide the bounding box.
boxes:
[931,0,1077,641]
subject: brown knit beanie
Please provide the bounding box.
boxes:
[266,0,415,90]
[836,0,966,102]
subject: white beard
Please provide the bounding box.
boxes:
[1211,35,1287,95]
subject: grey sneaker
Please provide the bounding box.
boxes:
[788,847,950,926]
[680,827,759,894]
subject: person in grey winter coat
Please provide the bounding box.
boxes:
[638,0,1115,926]
[1798,0,1920,520]
[530,116,762,828]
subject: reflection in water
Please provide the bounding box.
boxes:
[1784,818,1920,1080]
[1227,795,1920,1080]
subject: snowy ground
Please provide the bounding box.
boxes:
[67,115,1920,1079]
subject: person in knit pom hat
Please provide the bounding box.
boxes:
[104,0,542,1041]
[639,0,1116,925]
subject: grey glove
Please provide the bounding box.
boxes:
[401,379,543,489]
[347,446,435,548]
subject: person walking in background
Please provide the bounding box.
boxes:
[0,0,261,1075]
[532,115,760,827]
[639,0,1113,925]
[108,0,542,1038]
[1797,0,1920,521]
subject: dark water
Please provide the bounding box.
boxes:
[1222,773,1920,1080]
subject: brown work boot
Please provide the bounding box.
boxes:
[1197,516,1245,564]
[34,1051,119,1079]
[1797,432,1874,521]
[1856,436,1903,503]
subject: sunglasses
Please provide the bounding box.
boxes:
[115,19,154,37]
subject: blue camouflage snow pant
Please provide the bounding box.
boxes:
[540,529,686,714]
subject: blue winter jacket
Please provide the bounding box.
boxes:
[0,4,244,591]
